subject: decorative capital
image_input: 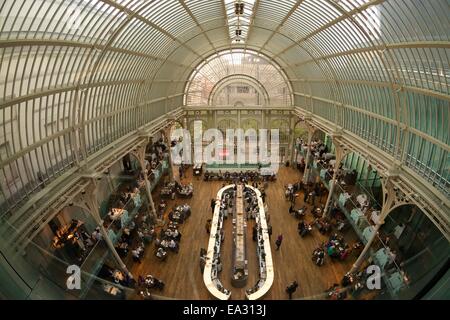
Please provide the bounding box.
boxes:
[386,160,402,178]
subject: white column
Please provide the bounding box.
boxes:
[350,180,396,273]
[303,127,313,182]
[323,138,344,217]
[288,117,296,164]
[85,183,128,273]
[137,155,157,220]
[350,223,381,273]
[323,172,337,218]
[164,128,175,181]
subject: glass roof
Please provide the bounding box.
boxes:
[0,0,449,216]
[224,0,256,44]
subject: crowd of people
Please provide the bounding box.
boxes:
[204,170,276,182]
[285,181,327,208]
[115,211,155,262]
[160,181,194,199]
[143,138,169,183]
[152,204,191,260]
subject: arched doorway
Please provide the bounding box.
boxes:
[217,118,238,135]
[241,118,260,132]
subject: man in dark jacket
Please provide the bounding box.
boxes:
[286,281,299,299]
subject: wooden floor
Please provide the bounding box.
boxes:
[128,166,359,300]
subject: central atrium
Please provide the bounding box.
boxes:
[0,0,449,302]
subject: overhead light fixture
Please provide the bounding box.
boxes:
[226,0,255,44]
[235,2,244,15]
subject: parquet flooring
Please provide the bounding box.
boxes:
[127,165,358,300]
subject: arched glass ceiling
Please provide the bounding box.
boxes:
[0,0,449,216]
[184,49,293,106]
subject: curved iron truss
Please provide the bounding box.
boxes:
[0,0,448,218]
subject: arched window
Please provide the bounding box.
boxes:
[185,50,293,107]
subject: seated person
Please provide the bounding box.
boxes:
[213,257,222,273]
[132,248,142,263]
[294,206,307,219]
[155,247,167,260]
[116,242,128,257]
[298,221,306,234]
[289,204,295,214]
[160,239,170,248]
[158,200,167,211]
[315,218,331,234]
[166,228,181,241]
[327,245,337,257]
[340,246,351,260]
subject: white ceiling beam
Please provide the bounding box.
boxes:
[273,0,385,59]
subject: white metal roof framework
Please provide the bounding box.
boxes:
[0,0,449,218]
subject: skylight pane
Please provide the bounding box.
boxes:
[224,0,256,44]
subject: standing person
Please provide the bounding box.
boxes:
[303,186,309,204]
[178,165,183,179]
[261,189,266,203]
[286,281,299,300]
[314,182,321,198]
[289,190,294,204]
[311,189,317,206]
[210,198,216,213]
[289,203,295,214]
[275,234,283,250]
[132,249,142,263]
[205,219,212,234]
